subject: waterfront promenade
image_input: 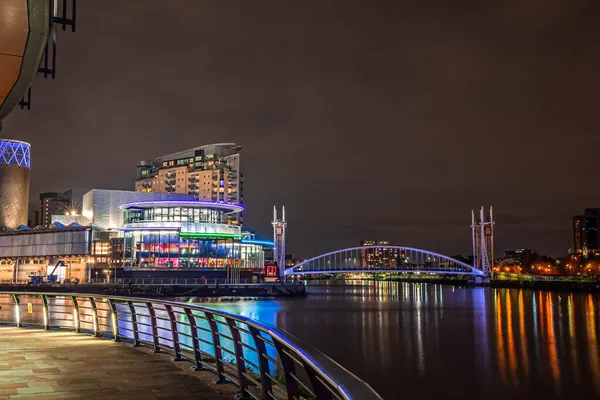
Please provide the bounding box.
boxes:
[0,327,234,399]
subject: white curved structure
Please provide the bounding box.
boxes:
[284,245,483,276]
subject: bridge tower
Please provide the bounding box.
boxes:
[272,206,287,278]
[471,206,495,277]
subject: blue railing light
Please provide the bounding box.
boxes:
[0,139,31,168]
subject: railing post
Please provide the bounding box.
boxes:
[107,299,120,341]
[41,294,49,330]
[12,294,20,327]
[302,359,334,399]
[226,319,250,398]
[89,297,99,337]
[147,302,160,353]
[205,313,228,383]
[127,301,141,347]
[248,326,273,399]
[273,340,300,398]
[71,296,80,333]
[164,304,183,361]
[184,308,205,371]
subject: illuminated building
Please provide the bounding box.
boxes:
[120,200,244,270]
[573,208,600,257]
[0,140,30,228]
[0,189,271,283]
[40,190,71,227]
[135,143,242,223]
[359,241,400,268]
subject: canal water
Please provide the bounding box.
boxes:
[181,282,600,400]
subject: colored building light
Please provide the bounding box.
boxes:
[179,232,241,239]
[241,239,275,247]
[119,200,244,213]
[0,140,30,168]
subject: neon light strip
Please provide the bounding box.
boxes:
[117,227,180,231]
[119,200,244,213]
[241,239,274,247]
[179,232,241,239]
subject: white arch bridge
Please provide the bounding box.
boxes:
[283,245,484,277]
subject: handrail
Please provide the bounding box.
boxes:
[0,291,382,400]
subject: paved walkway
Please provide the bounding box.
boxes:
[0,327,236,399]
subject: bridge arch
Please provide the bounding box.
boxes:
[283,245,483,276]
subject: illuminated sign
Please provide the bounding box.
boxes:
[265,265,278,277]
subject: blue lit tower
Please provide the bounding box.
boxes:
[272,206,287,278]
[0,140,31,228]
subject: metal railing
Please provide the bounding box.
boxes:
[0,292,381,400]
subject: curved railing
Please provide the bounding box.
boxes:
[0,292,382,400]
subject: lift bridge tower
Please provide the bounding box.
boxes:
[272,206,287,278]
[471,206,495,280]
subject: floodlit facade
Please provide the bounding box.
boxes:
[120,200,243,269]
[135,143,242,223]
[0,140,30,228]
[1,189,270,283]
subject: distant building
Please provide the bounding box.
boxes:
[40,190,71,227]
[573,208,600,257]
[135,143,242,224]
[498,249,534,266]
[359,240,400,268]
[285,253,301,268]
[28,210,40,228]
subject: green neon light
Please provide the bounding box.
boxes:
[179,232,241,239]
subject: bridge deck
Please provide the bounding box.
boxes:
[0,327,235,399]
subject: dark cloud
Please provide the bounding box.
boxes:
[3,0,599,258]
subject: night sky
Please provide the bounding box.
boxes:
[3,1,600,258]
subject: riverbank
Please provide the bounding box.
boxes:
[0,282,306,298]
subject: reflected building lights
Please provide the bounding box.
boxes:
[505,292,518,387]
[586,294,600,396]
[567,294,581,387]
[545,293,561,394]
[518,290,529,376]
[495,290,507,384]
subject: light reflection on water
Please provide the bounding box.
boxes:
[5,283,598,399]
[183,282,600,400]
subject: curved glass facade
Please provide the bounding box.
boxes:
[123,230,240,268]
[124,206,225,224]
[121,201,265,271]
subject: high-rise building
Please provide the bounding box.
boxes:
[359,241,400,268]
[0,140,30,228]
[40,190,72,227]
[135,143,242,223]
[573,208,600,257]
